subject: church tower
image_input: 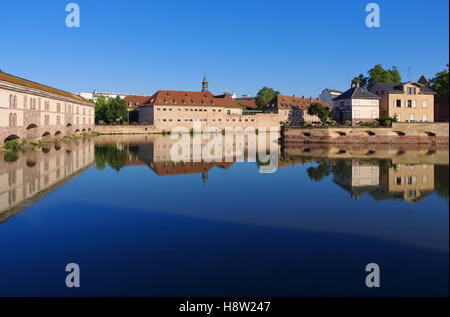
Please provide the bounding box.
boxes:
[202,76,208,92]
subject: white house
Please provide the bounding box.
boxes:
[332,83,381,125]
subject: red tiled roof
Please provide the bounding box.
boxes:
[0,72,92,104]
[123,95,151,108]
[237,100,258,109]
[142,90,241,109]
[271,94,331,110]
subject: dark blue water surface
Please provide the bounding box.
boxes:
[0,135,448,296]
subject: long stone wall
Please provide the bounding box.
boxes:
[95,113,281,135]
[283,122,449,144]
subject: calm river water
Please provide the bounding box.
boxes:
[0,134,448,296]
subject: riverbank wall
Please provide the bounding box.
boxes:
[283,122,449,144]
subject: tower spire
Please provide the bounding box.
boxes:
[202,76,208,92]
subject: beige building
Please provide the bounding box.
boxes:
[138,89,280,131]
[0,72,94,144]
[263,94,331,125]
[332,83,381,125]
[370,81,435,122]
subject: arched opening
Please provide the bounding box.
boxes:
[82,129,86,133]
[396,150,406,155]
[426,150,436,155]
[364,131,376,136]
[4,134,20,144]
[26,160,37,168]
[88,128,92,132]
[394,131,406,136]
[303,132,311,137]
[55,131,62,137]
[337,149,346,154]
[42,132,51,138]
[42,147,51,154]
[55,145,62,151]
[27,124,38,130]
[366,150,376,155]
[74,129,80,135]
[335,131,346,137]
[66,123,72,127]
[303,148,311,153]
[425,131,436,137]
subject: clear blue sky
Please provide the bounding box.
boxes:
[0,0,448,97]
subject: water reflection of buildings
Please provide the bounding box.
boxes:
[283,144,448,203]
[0,139,95,222]
[111,133,280,182]
[381,164,435,202]
[333,160,380,200]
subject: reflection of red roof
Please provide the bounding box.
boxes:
[123,95,151,109]
[238,100,258,109]
[125,156,145,167]
[151,161,234,176]
[142,90,241,109]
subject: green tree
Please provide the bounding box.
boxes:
[95,95,109,123]
[307,102,331,125]
[109,96,128,123]
[367,64,402,88]
[430,64,449,99]
[352,74,369,88]
[307,160,332,182]
[95,96,128,123]
[255,87,279,109]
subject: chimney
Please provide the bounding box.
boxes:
[351,81,360,88]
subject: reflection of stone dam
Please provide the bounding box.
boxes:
[0,138,95,222]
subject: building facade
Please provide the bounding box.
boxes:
[1,72,95,144]
[319,88,342,104]
[263,94,331,125]
[138,90,280,130]
[332,83,381,125]
[369,81,435,122]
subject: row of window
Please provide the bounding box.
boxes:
[395,99,428,108]
[156,107,232,115]
[157,118,256,123]
[395,175,428,186]
[353,110,378,119]
[394,113,429,122]
[7,94,92,115]
[7,113,93,127]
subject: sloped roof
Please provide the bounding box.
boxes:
[141,90,241,108]
[324,88,343,94]
[0,72,92,103]
[333,86,381,101]
[237,100,258,109]
[371,82,436,95]
[270,94,331,110]
[123,95,151,108]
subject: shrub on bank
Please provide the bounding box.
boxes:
[4,140,19,151]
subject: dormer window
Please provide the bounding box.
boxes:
[407,87,417,95]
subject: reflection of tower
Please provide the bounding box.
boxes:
[202,170,208,184]
[202,76,208,92]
